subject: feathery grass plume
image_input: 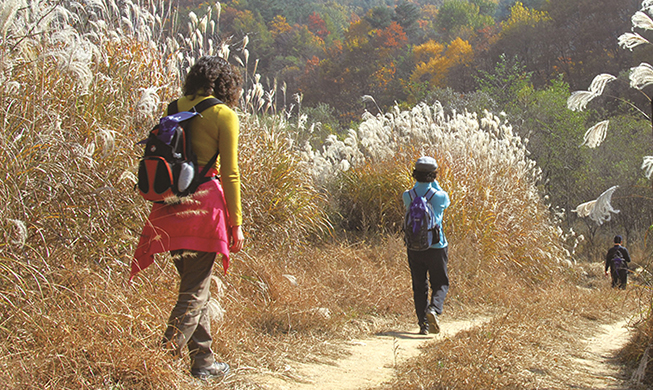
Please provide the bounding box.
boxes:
[567,74,616,111]
[361,94,382,114]
[46,27,99,94]
[0,0,22,40]
[630,62,653,89]
[619,32,650,50]
[135,86,160,122]
[581,120,609,148]
[96,128,117,157]
[642,156,653,179]
[572,185,620,225]
[588,73,617,95]
[6,219,27,247]
[567,91,596,111]
[633,10,653,31]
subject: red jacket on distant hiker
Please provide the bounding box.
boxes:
[605,235,631,290]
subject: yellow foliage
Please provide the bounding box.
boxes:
[344,20,372,51]
[422,5,439,21]
[412,40,445,64]
[269,15,292,37]
[410,38,472,88]
[500,1,551,35]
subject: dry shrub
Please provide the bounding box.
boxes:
[333,148,417,232]
[327,105,570,304]
[237,114,332,247]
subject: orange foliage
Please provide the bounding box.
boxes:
[376,22,408,49]
[305,55,320,74]
[308,12,329,39]
[372,63,397,89]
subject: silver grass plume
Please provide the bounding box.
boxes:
[644,0,653,13]
[618,32,650,50]
[630,62,653,89]
[136,86,160,121]
[96,128,117,157]
[0,0,23,40]
[581,120,609,148]
[218,42,230,59]
[633,11,653,31]
[188,11,198,29]
[588,73,617,95]
[567,74,616,111]
[642,156,653,179]
[47,27,98,94]
[572,186,620,226]
[7,218,27,248]
[119,170,138,185]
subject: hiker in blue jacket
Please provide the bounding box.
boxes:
[402,156,451,335]
[605,235,631,289]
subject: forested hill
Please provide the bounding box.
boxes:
[181,0,639,124]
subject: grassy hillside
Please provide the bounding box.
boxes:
[1,1,651,389]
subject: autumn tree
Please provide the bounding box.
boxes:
[410,38,473,90]
[435,0,495,41]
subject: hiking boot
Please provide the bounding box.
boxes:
[191,362,230,380]
[426,310,440,334]
[419,324,429,335]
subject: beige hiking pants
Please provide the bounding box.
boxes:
[163,250,216,370]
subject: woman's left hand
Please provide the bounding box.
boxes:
[230,225,244,253]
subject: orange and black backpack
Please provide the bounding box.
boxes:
[136,98,221,203]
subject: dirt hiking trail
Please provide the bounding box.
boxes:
[249,315,636,390]
[251,316,491,390]
[569,319,633,389]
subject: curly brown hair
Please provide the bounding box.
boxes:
[183,56,243,107]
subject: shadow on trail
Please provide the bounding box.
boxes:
[376,330,431,340]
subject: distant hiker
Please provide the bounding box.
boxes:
[132,56,245,380]
[402,156,451,335]
[605,235,631,290]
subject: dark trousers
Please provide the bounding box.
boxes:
[163,250,216,370]
[408,247,449,325]
[611,268,628,289]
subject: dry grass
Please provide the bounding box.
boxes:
[1,2,651,389]
[383,282,641,390]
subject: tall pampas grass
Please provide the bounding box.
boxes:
[305,101,568,280]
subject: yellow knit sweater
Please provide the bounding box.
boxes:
[167,95,242,227]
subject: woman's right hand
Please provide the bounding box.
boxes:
[230,225,244,253]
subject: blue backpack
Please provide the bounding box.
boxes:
[612,250,626,270]
[403,188,440,251]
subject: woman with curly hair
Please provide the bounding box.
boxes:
[133,56,244,380]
